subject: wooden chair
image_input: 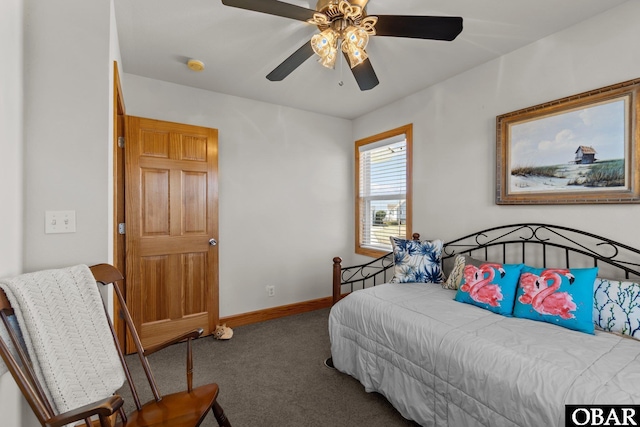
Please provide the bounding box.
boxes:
[0,263,231,427]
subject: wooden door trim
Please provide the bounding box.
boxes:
[112,61,126,350]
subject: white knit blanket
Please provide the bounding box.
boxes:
[0,265,126,415]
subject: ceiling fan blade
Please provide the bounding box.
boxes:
[346,56,379,91]
[267,41,315,81]
[374,15,463,41]
[221,0,316,22]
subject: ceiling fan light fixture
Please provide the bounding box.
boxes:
[319,47,338,68]
[311,28,339,69]
[344,26,369,50]
[343,42,367,68]
[307,1,376,70]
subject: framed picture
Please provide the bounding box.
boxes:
[496,78,640,204]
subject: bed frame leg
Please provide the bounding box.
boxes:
[323,357,334,369]
[332,257,342,305]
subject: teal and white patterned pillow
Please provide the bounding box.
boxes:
[593,278,640,340]
[389,237,445,284]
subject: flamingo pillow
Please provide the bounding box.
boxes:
[513,266,598,334]
[454,263,524,316]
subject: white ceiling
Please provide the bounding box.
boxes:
[114,0,628,120]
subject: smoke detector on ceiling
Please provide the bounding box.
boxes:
[187,59,205,72]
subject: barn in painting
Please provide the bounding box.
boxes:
[574,146,597,164]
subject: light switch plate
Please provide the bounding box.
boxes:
[45,211,76,234]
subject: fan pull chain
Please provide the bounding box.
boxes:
[338,51,344,87]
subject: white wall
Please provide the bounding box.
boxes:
[121,75,353,316]
[0,0,26,425]
[107,0,123,266]
[1,0,118,425]
[0,0,24,280]
[353,1,640,253]
[22,0,112,272]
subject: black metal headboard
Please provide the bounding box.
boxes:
[332,223,640,304]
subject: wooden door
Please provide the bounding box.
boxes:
[125,116,219,350]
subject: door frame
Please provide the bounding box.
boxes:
[113,61,126,350]
[113,69,220,351]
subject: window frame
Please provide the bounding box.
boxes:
[355,124,413,258]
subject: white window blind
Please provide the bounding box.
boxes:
[358,135,407,252]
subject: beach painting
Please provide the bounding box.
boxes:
[508,98,628,194]
[496,78,640,204]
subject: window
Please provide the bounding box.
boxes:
[355,124,412,257]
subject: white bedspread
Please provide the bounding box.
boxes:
[328,283,640,427]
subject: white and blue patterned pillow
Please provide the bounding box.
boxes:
[593,278,640,340]
[389,237,445,284]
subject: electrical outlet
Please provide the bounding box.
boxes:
[266,285,275,297]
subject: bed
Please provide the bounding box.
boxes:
[328,224,640,426]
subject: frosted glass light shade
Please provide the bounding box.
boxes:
[344,42,368,68]
[344,26,369,50]
[311,29,339,69]
[319,46,338,68]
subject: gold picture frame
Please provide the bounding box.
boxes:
[496,78,640,204]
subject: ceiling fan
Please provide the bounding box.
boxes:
[221,0,463,91]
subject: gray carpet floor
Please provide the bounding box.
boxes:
[118,308,419,426]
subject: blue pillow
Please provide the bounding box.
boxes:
[390,237,445,284]
[454,263,523,316]
[513,265,598,334]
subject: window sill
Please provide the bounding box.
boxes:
[355,246,391,259]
